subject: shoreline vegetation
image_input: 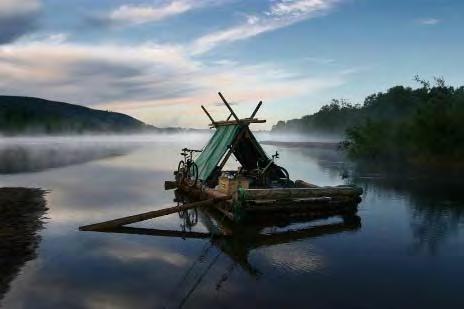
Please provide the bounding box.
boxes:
[271,77,464,167]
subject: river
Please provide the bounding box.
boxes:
[0,134,463,308]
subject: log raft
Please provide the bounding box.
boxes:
[172,179,363,222]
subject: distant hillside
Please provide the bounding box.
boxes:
[0,96,154,135]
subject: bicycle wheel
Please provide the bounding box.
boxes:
[188,162,198,187]
[276,165,290,185]
[263,165,290,187]
[177,160,185,184]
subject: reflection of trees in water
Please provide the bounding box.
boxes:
[343,159,464,255]
[0,144,133,174]
[410,199,463,254]
[290,147,464,254]
[0,188,47,304]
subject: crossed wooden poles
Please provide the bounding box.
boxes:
[201,92,265,128]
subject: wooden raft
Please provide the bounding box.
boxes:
[173,179,362,222]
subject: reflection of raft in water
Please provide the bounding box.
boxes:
[83,191,361,276]
[81,196,361,307]
[80,93,362,232]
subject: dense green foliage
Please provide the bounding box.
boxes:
[272,99,360,135]
[272,78,464,163]
[0,96,152,135]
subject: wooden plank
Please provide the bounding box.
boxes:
[237,186,363,201]
[79,197,227,231]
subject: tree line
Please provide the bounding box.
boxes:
[272,77,464,164]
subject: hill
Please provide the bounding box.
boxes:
[0,96,153,135]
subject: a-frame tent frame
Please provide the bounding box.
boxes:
[198,92,283,185]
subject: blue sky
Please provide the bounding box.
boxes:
[0,0,462,128]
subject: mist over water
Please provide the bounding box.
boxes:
[256,131,343,143]
[0,133,463,308]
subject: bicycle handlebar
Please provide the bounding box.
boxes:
[181,148,202,153]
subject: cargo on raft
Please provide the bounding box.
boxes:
[166,92,362,223]
[79,92,362,232]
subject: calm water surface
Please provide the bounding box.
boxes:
[0,134,463,308]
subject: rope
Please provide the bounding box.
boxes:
[164,198,229,309]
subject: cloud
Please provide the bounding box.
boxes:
[93,0,228,27]
[416,18,441,25]
[0,41,199,104]
[0,35,352,128]
[191,0,341,54]
[0,0,41,44]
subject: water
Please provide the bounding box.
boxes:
[0,135,463,308]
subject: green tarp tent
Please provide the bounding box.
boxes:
[195,124,273,181]
[195,125,241,181]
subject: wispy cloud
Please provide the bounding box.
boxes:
[95,0,228,26]
[0,0,356,128]
[0,0,42,44]
[416,18,441,26]
[0,37,352,127]
[191,0,342,54]
[0,0,41,16]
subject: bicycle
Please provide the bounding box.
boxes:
[177,148,201,187]
[251,151,290,187]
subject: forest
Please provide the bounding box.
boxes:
[272,77,464,164]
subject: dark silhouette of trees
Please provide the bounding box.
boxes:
[272,77,464,164]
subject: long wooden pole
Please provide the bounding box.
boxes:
[218,92,240,122]
[250,101,262,119]
[79,197,227,231]
[201,105,216,125]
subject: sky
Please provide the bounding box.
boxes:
[0,0,463,128]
